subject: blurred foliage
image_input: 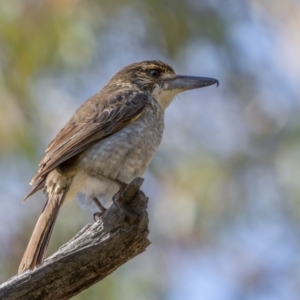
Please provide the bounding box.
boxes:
[1,0,300,299]
[0,0,225,158]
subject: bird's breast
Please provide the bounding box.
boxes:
[68,104,164,211]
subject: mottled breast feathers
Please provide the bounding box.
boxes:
[24,90,150,200]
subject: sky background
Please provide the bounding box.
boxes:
[1,0,300,299]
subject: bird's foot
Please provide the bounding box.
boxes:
[90,173,141,218]
[112,180,137,217]
[92,196,107,222]
[112,193,136,217]
[93,212,104,222]
[92,175,134,216]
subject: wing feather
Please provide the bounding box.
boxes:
[24,90,150,200]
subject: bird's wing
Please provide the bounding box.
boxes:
[24,90,150,200]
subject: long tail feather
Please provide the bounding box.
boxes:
[18,190,65,274]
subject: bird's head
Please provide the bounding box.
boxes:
[106,60,219,109]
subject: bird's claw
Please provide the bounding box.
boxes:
[112,183,137,217]
[93,212,104,222]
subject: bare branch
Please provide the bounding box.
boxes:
[0,178,150,300]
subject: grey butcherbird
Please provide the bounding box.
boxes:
[18,60,218,274]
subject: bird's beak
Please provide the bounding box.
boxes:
[166,75,219,91]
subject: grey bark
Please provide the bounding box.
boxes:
[0,177,150,300]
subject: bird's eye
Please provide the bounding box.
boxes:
[149,69,160,78]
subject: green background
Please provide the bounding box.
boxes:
[1,1,300,299]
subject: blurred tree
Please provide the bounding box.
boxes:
[1,0,300,299]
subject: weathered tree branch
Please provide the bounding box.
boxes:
[0,178,150,300]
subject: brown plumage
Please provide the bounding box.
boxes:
[18,60,218,274]
[24,90,150,200]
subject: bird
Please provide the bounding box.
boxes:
[18,60,218,274]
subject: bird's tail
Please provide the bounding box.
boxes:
[18,189,65,274]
